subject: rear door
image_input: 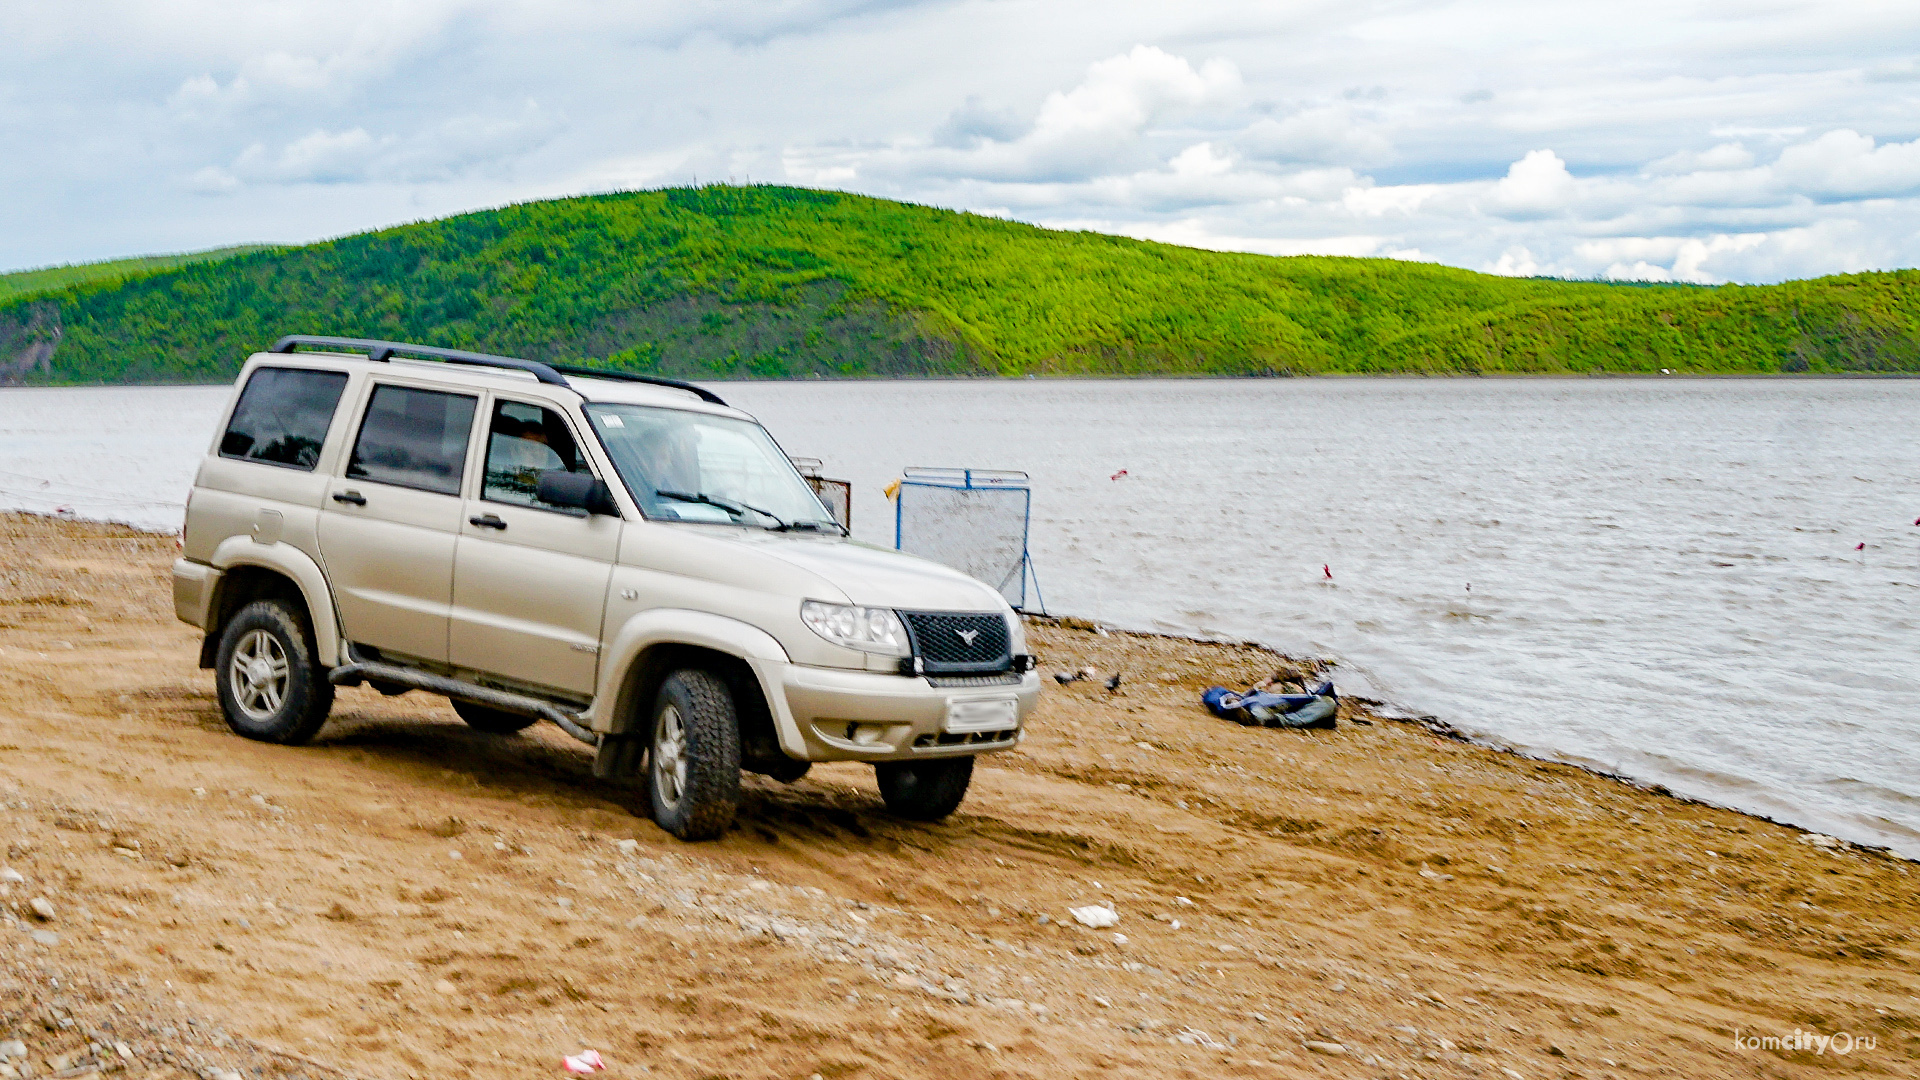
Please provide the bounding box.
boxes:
[317,383,479,663]
[448,396,620,695]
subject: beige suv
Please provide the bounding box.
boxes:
[172,337,1040,839]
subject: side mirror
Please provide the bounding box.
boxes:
[537,470,620,516]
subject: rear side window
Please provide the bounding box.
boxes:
[218,367,349,471]
[346,385,478,496]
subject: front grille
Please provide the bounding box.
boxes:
[926,672,1024,688]
[899,610,1011,675]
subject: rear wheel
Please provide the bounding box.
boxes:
[214,599,333,745]
[648,670,741,841]
[875,756,974,821]
[451,699,539,734]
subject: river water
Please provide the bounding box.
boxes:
[5,378,1917,856]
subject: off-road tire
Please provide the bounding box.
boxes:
[214,599,334,745]
[875,756,974,821]
[647,669,741,841]
[451,699,539,734]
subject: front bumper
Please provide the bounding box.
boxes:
[751,659,1042,762]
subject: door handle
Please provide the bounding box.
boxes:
[469,514,507,530]
[331,490,367,506]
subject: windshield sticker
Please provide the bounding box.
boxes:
[603,415,624,427]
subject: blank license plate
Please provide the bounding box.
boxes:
[945,697,1019,734]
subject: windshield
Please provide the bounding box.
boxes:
[583,403,837,529]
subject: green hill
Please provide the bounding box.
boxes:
[2,186,1915,384]
[0,245,279,305]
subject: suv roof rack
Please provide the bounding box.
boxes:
[271,335,569,386]
[268,336,727,406]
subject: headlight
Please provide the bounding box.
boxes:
[800,600,909,656]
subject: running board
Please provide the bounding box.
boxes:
[328,662,601,747]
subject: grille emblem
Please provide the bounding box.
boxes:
[956,629,980,646]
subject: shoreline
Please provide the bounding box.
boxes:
[1028,613,1917,865]
[2,512,1916,1077]
[7,507,1909,862]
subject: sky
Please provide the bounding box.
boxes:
[3,0,1919,283]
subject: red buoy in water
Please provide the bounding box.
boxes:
[1110,469,1128,480]
[1323,564,1332,579]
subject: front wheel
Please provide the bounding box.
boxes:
[214,599,333,745]
[875,756,974,821]
[648,670,741,841]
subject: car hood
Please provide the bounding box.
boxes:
[726,533,1009,612]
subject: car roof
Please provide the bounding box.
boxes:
[245,349,753,421]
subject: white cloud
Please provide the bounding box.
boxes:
[1771,129,1920,200]
[1646,142,1753,175]
[168,50,370,114]
[1648,164,1776,208]
[1576,234,1769,284]
[1694,219,1889,282]
[1238,105,1393,166]
[1709,125,1808,140]
[1487,246,1545,277]
[873,45,1241,184]
[232,128,383,184]
[1028,45,1239,148]
[1341,184,1440,218]
[5,1,1920,283]
[168,74,223,112]
[1492,149,1577,216]
[1167,141,1234,179]
[212,103,564,187]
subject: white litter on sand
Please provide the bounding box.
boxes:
[1070,905,1118,929]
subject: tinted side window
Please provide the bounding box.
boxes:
[218,367,349,471]
[482,400,591,512]
[346,385,478,496]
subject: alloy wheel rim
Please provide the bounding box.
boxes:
[654,704,687,808]
[229,629,290,721]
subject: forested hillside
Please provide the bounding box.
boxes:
[2,185,1915,384]
[0,246,278,305]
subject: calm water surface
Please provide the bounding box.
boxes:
[5,378,1917,856]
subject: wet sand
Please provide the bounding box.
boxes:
[0,512,1914,1078]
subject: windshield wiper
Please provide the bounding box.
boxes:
[771,518,848,536]
[655,489,787,529]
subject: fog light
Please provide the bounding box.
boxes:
[839,722,908,747]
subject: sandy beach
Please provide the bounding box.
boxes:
[0,511,1913,1079]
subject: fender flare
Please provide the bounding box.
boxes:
[208,537,344,666]
[591,609,793,739]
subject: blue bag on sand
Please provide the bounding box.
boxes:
[1202,680,1337,730]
